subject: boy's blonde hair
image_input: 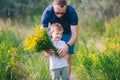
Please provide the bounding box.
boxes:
[50,23,64,33]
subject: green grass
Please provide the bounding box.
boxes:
[0,16,120,80]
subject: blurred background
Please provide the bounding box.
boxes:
[0,0,120,80]
[0,0,119,24]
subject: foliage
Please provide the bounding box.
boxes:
[72,16,120,80]
[0,28,51,79]
[104,16,120,38]
[0,29,28,80]
[0,0,119,25]
[24,52,51,79]
[0,0,52,19]
[99,38,120,80]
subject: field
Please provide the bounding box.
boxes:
[0,16,120,80]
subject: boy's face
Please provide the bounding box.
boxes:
[51,30,63,41]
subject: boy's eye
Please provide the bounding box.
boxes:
[55,32,62,35]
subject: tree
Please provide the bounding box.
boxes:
[0,0,52,19]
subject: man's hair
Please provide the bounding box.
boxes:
[53,0,67,8]
[50,23,63,33]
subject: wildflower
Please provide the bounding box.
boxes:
[8,47,18,55]
[8,57,15,66]
[105,22,111,28]
[76,53,83,57]
[76,68,81,74]
[110,42,118,49]
[24,35,37,51]
[88,53,99,64]
[11,66,16,71]
[24,25,58,56]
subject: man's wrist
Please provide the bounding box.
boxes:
[66,43,71,48]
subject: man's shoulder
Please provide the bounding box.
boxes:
[43,5,54,18]
[67,5,75,12]
[46,5,53,10]
[44,5,53,12]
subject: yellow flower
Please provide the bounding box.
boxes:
[8,57,15,66]
[92,54,99,63]
[105,22,111,28]
[107,50,112,55]
[76,68,81,74]
[8,47,18,55]
[24,35,37,51]
[76,53,83,57]
[11,66,16,71]
[34,25,46,39]
[110,42,118,49]
[88,53,99,63]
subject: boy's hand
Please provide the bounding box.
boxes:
[45,49,54,56]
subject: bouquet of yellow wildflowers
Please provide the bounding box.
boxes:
[24,25,58,56]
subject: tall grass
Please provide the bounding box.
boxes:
[0,16,120,80]
[72,16,120,80]
[0,27,51,79]
[0,29,26,79]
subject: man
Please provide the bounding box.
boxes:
[41,0,78,74]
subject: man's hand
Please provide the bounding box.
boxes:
[45,49,54,56]
[58,44,69,57]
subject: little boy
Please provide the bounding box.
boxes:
[45,23,69,80]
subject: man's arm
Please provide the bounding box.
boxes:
[67,25,79,46]
[58,25,79,56]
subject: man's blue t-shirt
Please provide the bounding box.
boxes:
[41,5,78,34]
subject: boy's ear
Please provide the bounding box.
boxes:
[49,31,52,35]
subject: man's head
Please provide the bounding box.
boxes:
[53,0,66,8]
[53,0,67,18]
[50,23,63,41]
